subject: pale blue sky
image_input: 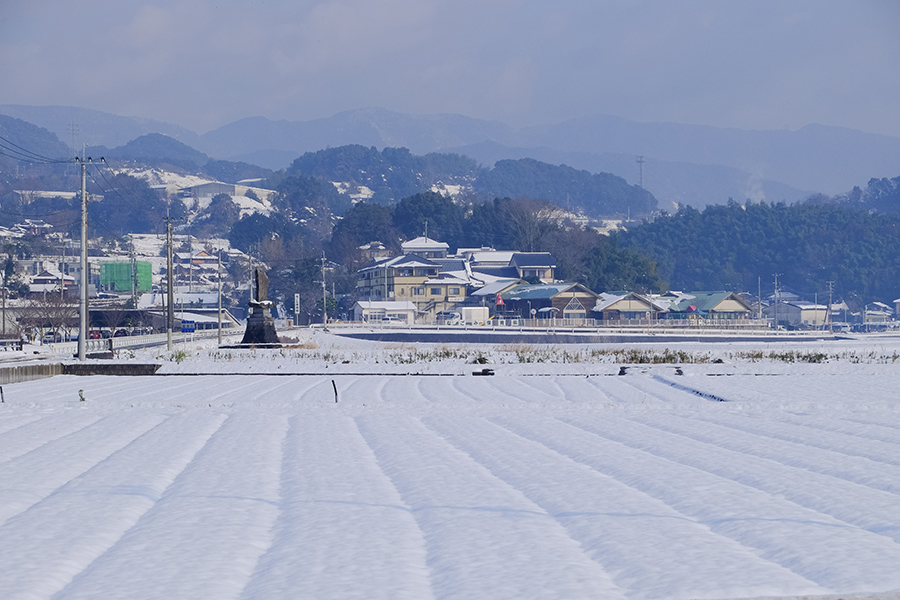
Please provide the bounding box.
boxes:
[2,0,898,136]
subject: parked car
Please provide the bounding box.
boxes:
[89,331,101,339]
[113,329,129,337]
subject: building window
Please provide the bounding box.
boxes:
[449,287,460,295]
[431,287,442,296]
[414,287,425,295]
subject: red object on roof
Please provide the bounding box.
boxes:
[687,305,697,312]
[496,293,505,305]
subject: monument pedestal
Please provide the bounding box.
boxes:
[238,268,281,346]
[240,303,280,345]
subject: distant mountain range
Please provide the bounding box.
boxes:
[4,104,900,209]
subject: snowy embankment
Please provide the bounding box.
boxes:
[0,333,899,599]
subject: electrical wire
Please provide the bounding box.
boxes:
[0,133,71,164]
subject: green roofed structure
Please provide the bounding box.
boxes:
[100,261,152,293]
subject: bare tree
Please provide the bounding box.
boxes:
[21,294,78,342]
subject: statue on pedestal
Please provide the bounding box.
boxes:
[240,267,280,345]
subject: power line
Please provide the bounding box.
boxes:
[0,133,70,164]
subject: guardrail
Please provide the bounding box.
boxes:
[321,318,775,332]
[47,328,235,355]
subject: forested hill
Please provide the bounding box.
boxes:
[0,114,70,168]
[288,145,481,204]
[287,145,656,218]
[808,175,900,214]
[475,158,655,217]
[619,201,900,303]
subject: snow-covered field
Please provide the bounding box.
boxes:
[1,332,900,600]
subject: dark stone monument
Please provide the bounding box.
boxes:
[240,268,280,345]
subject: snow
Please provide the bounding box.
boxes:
[1,333,900,599]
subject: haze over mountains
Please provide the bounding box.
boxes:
[4,104,900,211]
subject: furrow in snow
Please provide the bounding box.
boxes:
[0,412,102,466]
[790,413,900,444]
[55,412,288,600]
[631,411,900,495]
[697,407,900,467]
[579,412,900,544]
[423,413,824,600]
[0,411,227,600]
[0,413,44,436]
[240,413,434,600]
[494,412,900,593]
[355,412,626,600]
[0,412,165,528]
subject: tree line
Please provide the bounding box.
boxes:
[618,200,900,303]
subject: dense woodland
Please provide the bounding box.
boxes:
[619,201,900,304]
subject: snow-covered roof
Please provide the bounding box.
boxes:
[401,237,449,252]
[470,279,523,296]
[470,251,515,265]
[594,293,665,313]
[360,254,439,272]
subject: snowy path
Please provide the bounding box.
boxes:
[0,370,898,599]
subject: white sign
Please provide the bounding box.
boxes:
[294,293,300,313]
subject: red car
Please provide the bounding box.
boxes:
[89,331,101,339]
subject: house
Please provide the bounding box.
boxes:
[864,302,893,324]
[356,254,466,319]
[16,219,54,236]
[400,236,449,259]
[496,283,600,320]
[353,300,417,323]
[764,301,829,329]
[173,251,220,266]
[509,252,556,282]
[664,292,753,321]
[28,269,75,296]
[594,292,665,322]
[358,241,392,263]
[469,279,524,304]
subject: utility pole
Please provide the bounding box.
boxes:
[814,292,818,330]
[75,156,95,361]
[757,276,762,320]
[188,235,193,292]
[827,280,835,334]
[773,274,781,331]
[321,251,327,326]
[217,251,223,346]
[130,242,137,307]
[165,218,175,351]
